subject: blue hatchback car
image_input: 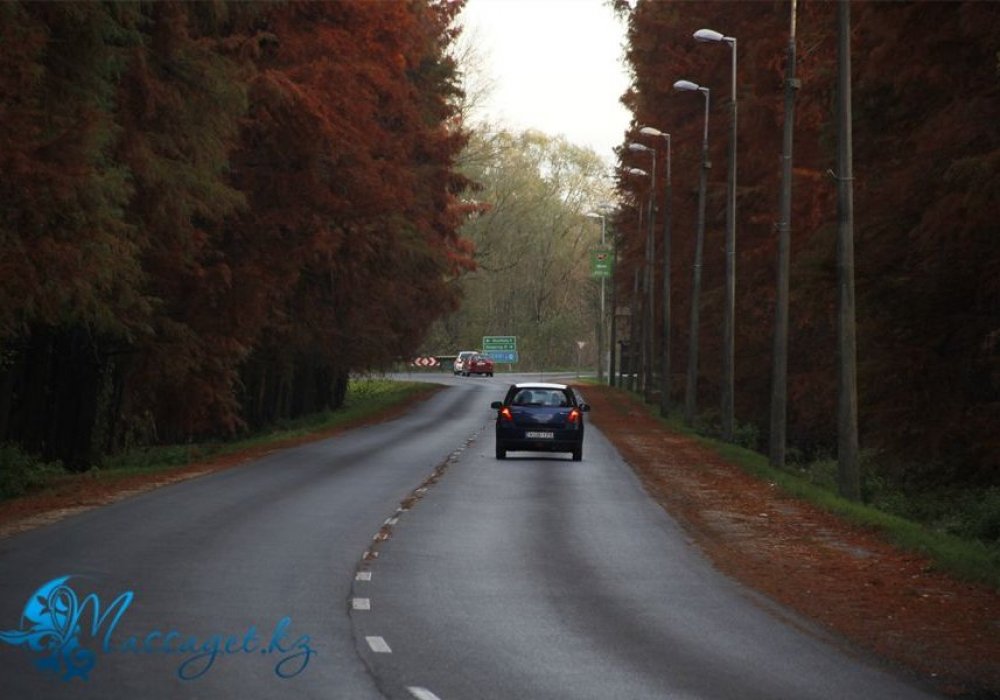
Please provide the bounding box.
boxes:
[491,382,590,461]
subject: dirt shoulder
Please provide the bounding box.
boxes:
[584,383,1000,698]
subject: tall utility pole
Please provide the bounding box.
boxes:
[721,38,737,442]
[608,222,619,388]
[627,166,652,396]
[836,0,860,500]
[643,154,657,403]
[686,138,707,425]
[626,184,647,394]
[636,127,672,414]
[644,176,656,404]
[627,146,657,402]
[587,210,610,384]
[661,137,672,418]
[629,267,641,393]
[609,254,617,386]
[769,0,799,468]
[597,214,606,384]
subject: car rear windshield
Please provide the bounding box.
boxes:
[511,389,572,407]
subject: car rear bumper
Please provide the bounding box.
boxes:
[500,439,580,452]
[496,429,582,452]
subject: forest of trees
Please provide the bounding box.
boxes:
[614,1,998,488]
[425,127,612,370]
[1,0,996,496]
[0,1,475,469]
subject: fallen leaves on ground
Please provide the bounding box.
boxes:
[585,384,999,697]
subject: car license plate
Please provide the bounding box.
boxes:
[525,431,554,439]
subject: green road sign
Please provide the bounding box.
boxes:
[483,335,517,352]
[590,246,614,278]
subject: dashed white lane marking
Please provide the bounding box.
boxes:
[355,571,372,581]
[366,636,391,653]
[352,597,371,610]
[407,687,441,700]
[386,517,399,525]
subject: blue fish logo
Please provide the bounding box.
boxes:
[0,575,133,681]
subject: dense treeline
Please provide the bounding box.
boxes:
[426,127,612,370]
[616,1,998,487]
[0,1,474,469]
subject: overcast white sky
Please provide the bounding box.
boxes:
[458,0,633,162]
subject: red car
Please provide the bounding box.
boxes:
[462,353,495,377]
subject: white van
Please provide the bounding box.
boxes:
[453,351,477,375]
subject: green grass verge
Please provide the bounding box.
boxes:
[2,379,439,494]
[98,377,438,477]
[709,440,1000,589]
[614,392,1000,591]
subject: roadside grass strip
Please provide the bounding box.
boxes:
[610,386,1000,591]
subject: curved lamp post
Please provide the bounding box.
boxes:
[694,27,738,441]
[625,166,650,393]
[628,142,657,402]
[639,126,672,417]
[673,79,710,426]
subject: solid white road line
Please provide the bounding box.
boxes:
[366,636,392,653]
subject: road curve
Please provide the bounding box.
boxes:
[0,373,940,699]
[0,377,500,699]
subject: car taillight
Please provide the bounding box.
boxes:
[568,408,581,423]
[500,407,513,422]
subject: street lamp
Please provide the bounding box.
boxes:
[639,126,672,417]
[628,142,657,402]
[625,166,650,393]
[673,79,710,426]
[694,27,738,442]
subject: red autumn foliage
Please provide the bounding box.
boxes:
[615,0,999,486]
[0,0,474,465]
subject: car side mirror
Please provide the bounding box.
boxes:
[579,403,591,412]
[490,401,503,409]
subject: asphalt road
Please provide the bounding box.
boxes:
[0,373,940,699]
